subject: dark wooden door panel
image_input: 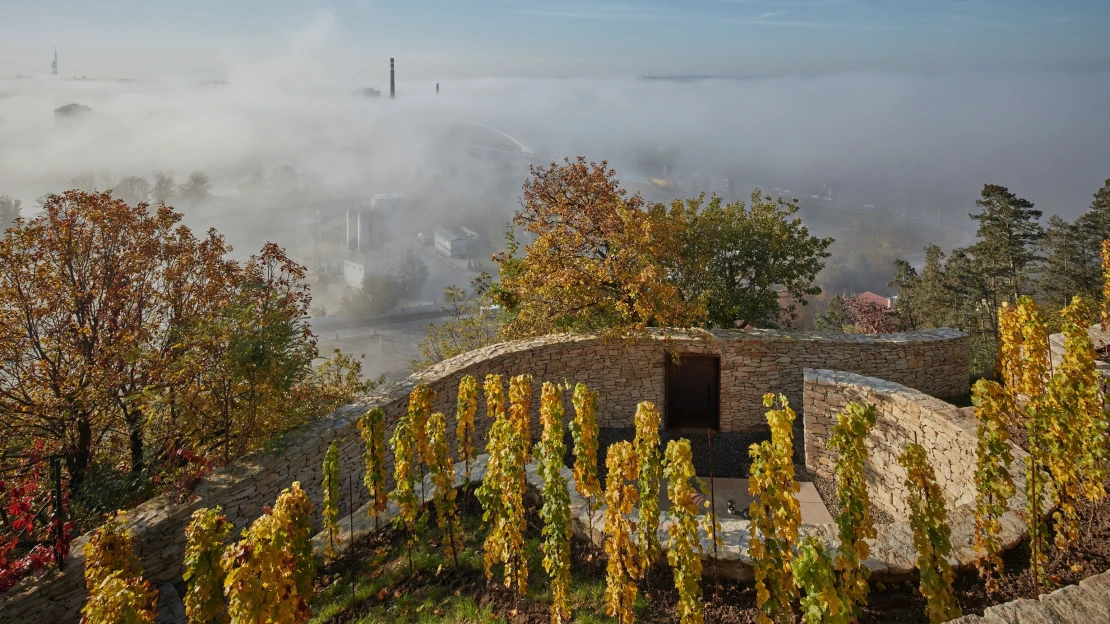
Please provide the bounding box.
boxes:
[665,354,720,431]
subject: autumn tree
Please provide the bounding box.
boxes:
[491,159,831,336]
[492,158,701,338]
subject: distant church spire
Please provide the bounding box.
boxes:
[51,48,57,76]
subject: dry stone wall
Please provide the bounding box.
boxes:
[0,328,967,623]
[803,368,978,519]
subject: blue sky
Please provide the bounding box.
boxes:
[1,0,1108,79]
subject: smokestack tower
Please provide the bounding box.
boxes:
[389,58,395,99]
[436,83,440,95]
[51,48,57,76]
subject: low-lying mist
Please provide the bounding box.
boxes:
[2,22,1108,264]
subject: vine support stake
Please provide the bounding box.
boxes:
[708,427,719,592]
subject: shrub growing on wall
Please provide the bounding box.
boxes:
[748,393,801,624]
[183,507,232,624]
[81,512,158,624]
[456,375,479,482]
[604,440,641,624]
[322,442,340,562]
[358,407,388,528]
[428,411,463,567]
[827,401,877,614]
[570,382,602,538]
[634,401,663,570]
[899,444,961,624]
[537,381,573,623]
[663,438,706,624]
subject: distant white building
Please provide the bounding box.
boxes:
[435,228,469,258]
[344,258,367,290]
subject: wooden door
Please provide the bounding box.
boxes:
[664,354,720,431]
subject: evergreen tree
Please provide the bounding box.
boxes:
[1039,215,1096,309]
[816,295,854,333]
[888,259,921,331]
[966,184,1043,312]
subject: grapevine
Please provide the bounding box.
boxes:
[793,536,851,624]
[456,375,479,482]
[1045,296,1106,553]
[274,481,315,605]
[477,373,529,593]
[357,407,388,529]
[570,382,602,541]
[827,401,877,615]
[603,440,641,624]
[409,384,437,503]
[634,401,663,570]
[970,378,1015,592]
[223,508,307,623]
[183,507,231,624]
[663,438,705,624]
[81,512,157,624]
[1011,296,1052,589]
[509,373,534,462]
[536,381,573,624]
[322,442,340,562]
[748,393,801,624]
[390,404,422,574]
[1102,238,1110,330]
[428,411,463,567]
[899,443,962,624]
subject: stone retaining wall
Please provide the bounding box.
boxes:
[802,368,978,519]
[0,328,968,623]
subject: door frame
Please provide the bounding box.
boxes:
[663,352,722,433]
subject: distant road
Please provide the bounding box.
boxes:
[308,306,455,332]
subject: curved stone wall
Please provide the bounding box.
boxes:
[0,328,968,623]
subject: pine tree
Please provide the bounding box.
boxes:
[967,184,1043,318]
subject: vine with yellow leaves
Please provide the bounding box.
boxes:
[322,442,340,562]
[663,438,706,624]
[428,411,463,567]
[827,401,877,615]
[409,384,436,504]
[537,381,573,624]
[634,401,663,571]
[390,390,424,576]
[1045,296,1107,553]
[793,536,851,624]
[570,382,602,541]
[358,407,388,530]
[603,440,641,624]
[970,377,1015,593]
[456,375,479,482]
[81,511,158,624]
[222,482,314,624]
[183,507,231,624]
[900,444,962,624]
[748,393,801,624]
[477,374,529,594]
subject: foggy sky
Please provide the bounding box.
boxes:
[1,15,1108,252]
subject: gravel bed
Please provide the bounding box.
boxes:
[584,427,895,525]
